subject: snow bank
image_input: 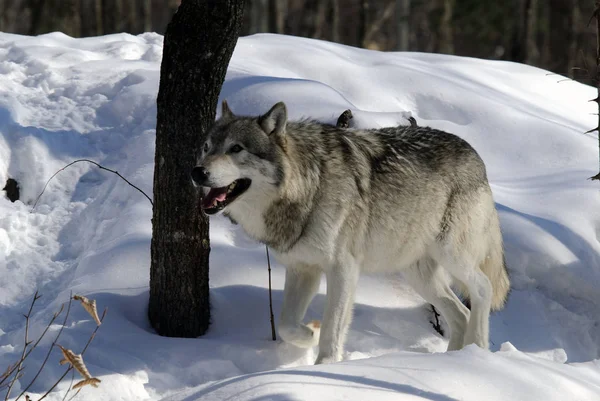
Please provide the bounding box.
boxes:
[0,32,599,401]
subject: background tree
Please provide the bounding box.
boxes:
[396,0,410,51]
[148,0,245,337]
[4,0,596,82]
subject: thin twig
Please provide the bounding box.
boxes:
[31,159,153,212]
[4,292,39,400]
[66,388,81,401]
[593,1,600,180]
[266,246,276,341]
[0,365,13,389]
[60,370,75,401]
[0,304,65,391]
[429,305,444,337]
[15,295,73,401]
[80,308,107,355]
[36,308,106,401]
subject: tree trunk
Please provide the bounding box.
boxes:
[331,0,339,42]
[69,0,81,37]
[0,0,5,32]
[80,0,98,36]
[28,0,45,35]
[249,0,267,33]
[149,0,245,337]
[511,0,527,62]
[140,0,152,32]
[359,0,369,47]
[126,0,137,33]
[548,0,576,74]
[396,0,410,51]
[525,0,539,65]
[95,0,103,35]
[102,0,124,33]
[512,0,538,63]
[312,0,328,38]
[438,0,454,54]
[268,0,285,33]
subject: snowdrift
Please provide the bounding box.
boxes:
[1,32,600,400]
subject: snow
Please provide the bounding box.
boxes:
[1,31,600,401]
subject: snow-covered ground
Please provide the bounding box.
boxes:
[1,31,600,400]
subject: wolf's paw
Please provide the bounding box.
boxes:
[278,321,320,348]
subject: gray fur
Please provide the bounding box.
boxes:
[195,102,511,364]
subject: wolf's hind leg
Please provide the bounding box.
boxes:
[436,251,492,350]
[315,260,360,364]
[403,257,470,351]
[278,264,322,348]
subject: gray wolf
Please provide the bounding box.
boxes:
[191,101,510,364]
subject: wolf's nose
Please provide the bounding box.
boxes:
[191,166,208,185]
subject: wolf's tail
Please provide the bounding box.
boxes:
[454,208,510,310]
[479,214,510,311]
[480,250,510,311]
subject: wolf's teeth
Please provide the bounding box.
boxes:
[227,181,237,193]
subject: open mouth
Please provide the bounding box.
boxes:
[201,178,251,215]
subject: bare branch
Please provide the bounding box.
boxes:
[266,247,276,341]
[31,159,153,213]
[4,292,37,400]
[1,303,65,394]
[429,305,444,337]
[36,308,106,401]
[60,370,76,401]
[15,295,73,401]
[590,172,600,180]
[66,388,81,401]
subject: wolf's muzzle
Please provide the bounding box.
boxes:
[191,166,209,186]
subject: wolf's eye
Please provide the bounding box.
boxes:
[203,142,209,153]
[229,144,243,153]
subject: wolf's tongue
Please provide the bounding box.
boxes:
[201,187,228,209]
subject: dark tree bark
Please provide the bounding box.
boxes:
[438,0,454,54]
[0,0,5,31]
[28,0,45,35]
[80,0,99,36]
[396,0,410,51]
[331,0,339,42]
[359,0,369,47]
[548,0,577,74]
[68,0,81,36]
[589,1,600,181]
[312,0,328,38]
[95,0,103,35]
[249,0,267,33]
[125,0,137,33]
[512,0,538,63]
[102,0,124,33]
[525,0,539,64]
[140,0,152,32]
[268,0,285,34]
[149,0,245,337]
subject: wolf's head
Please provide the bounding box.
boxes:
[191,101,287,215]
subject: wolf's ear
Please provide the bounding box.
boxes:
[221,100,234,120]
[259,102,287,137]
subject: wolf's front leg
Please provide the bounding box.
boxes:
[278,264,322,348]
[315,263,360,364]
